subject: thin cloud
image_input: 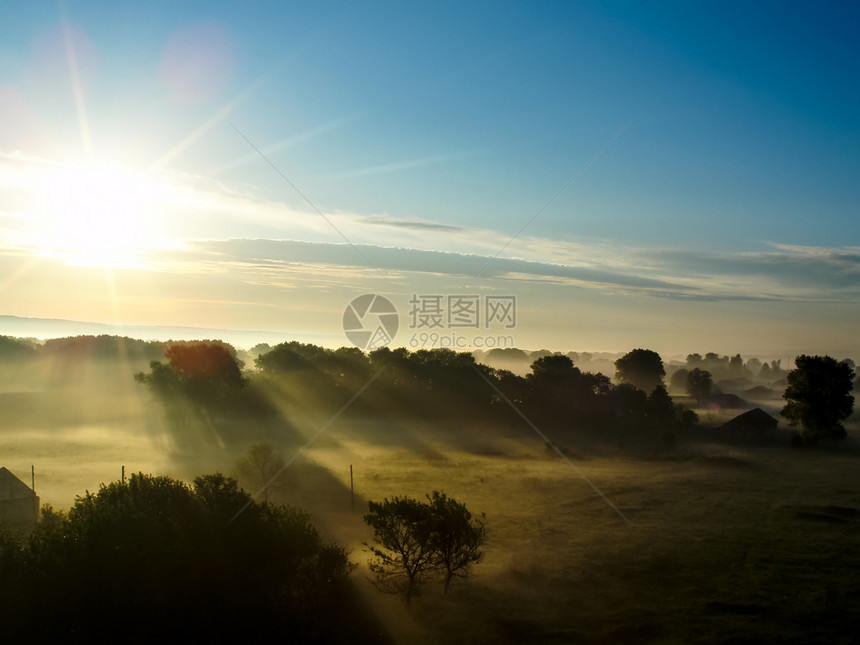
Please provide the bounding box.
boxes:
[644,245,860,292]
[155,236,860,304]
[2,148,858,305]
[363,216,468,233]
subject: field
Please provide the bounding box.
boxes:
[2,370,860,644]
[299,420,860,645]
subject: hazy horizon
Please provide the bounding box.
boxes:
[1,313,841,367]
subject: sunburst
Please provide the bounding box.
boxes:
[35,159,169,268]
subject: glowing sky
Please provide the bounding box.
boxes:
[1,1,858,358]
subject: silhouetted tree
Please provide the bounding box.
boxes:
[136,341,272,427]
[234,443,289,503]
[670,367,690,391]
[134,357,194,427]
[530,354,576,380]
[255,341,318,373]
[364,496,437,603]
[612,382,649,431]
[364,491,487,602]
[524,355,612,429]
[166,341,244,386]
[781,355,855,444]
[686,368,713,405]
[615,348,665,393]
[768,359,786,380]
[492,368,529,406]
[1,472,356,640]
[746,357,762,375]
[426,491,486,593]
[675,404,698,431]
[646,385,676,431]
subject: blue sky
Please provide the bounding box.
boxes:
[1,1,858,358]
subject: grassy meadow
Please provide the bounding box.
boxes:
[2,360,859,644]
[292,418,860,645]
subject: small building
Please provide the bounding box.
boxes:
[0,467,39,527]
[717,408,778,440]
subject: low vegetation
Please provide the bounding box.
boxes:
[0,473,371,642]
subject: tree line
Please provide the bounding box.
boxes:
[2,334,852,446]
[133,342,698,446]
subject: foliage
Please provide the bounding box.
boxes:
[0,335,37,360]
[669,367,689,391]
[781,355,855,443]
[364,491,486,602]
[646,385,676,429]
[426,491,486,592]
[165,341,245,385]
[675,404,698,430]
[40,334,166,362]
[364,495,437,603]
[685,368,713,404]
[615,348,665,394]
[0,473,356,640]
[611,383,649,431]
[135,356,194,426]
[683,352,761,381]
[136,341,272,427]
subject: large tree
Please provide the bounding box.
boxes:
[685,368,713,406]
[615,348,665,394]
[136,341,272,428]
[781,355,855,443]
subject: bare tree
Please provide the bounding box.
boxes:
[234,443,289,503]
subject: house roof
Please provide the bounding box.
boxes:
[0,467,35,502]
[719,407,778,431]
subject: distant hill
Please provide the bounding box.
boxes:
[0,315,340,350]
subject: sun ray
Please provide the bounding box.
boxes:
[0,253,44,297]
[148,75,268,173]
[208,113,359,175]
[59,1,93,161]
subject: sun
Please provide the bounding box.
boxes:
[38,159,169,268]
